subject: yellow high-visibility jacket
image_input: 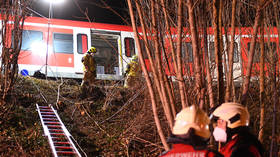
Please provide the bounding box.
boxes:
[82,53,96,72]
[126,60,141,77]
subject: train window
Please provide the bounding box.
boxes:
[182,42,193,63]
[53,33,73,54]
[247,42,277,63]
[124,37,135,57]
[77,34,88,54]
[20,30,43,50]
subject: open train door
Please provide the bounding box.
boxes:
[120,31,137,77]
[73,28,91,75]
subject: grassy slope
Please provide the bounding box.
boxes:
[0,76,277,156]
[0,76,164,156]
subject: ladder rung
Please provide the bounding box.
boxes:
[47,125,62,129]
[44,122,61,125]
[54,142,71,145]
[42,115,56,118]
[40,109,53,112]
[52,137,68,141]
[51,133,65,136]
[49,129,63,133]
[55,146,73,149]
[56,151,77,155]
[42,118,59,121]
[39,106,51,109]
[41,112,55,115]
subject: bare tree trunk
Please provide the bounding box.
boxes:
[258,17,265,143]
[164,75,176,117]
[176,0,188,108]
[134,1,174,129]
[0,1,28,103]
[160,0,190,110]
[159,36,177,117]
[160,0,178,75]
[201,2,215,109]
[160,0,189,111]
[151,0,175,125]
[187,0,204,107]
[241,0,269,105]
[225,0,237,102]
[219,1,227,98]
[213,0,225,105]
[126,0,169,150]
[270,2,279,155]
[160,31,177,117]
[270,33,278,157]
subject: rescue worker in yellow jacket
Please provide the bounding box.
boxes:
[124,55,141,88]
[81,47,97,87]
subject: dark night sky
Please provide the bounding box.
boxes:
[30,0,129,25]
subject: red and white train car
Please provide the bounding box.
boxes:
[6,16,279,80]
[163,28,279,80]
[17,16,137,80]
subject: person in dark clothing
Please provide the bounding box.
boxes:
[211,102,264,157]
[160,105,223,157]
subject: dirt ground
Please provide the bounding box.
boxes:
[0,76,166,156]
[0,76,278,156]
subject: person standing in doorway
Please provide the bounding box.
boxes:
[81,47,97,87]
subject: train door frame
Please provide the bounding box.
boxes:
[73,27,91,75]
[90,30,122,80]
[121,31,136,77]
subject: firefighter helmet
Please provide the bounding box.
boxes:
[88,47,97,53]
[212,102,250,129]
[172,105,210,139]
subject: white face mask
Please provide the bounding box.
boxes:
[213,127,227,142]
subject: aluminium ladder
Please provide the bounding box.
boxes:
[36,104,82,157]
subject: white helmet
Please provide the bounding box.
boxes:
[212,102,250,129]
[172,105,210,139]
